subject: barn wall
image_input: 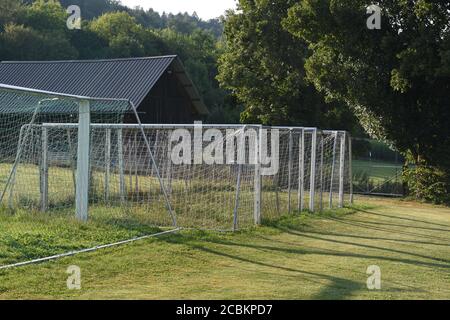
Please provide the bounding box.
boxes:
[125,70,203,124]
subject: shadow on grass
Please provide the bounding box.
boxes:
[164,235,365,299]
[329,217,450,233]
[259,207,450,267]
[357,208,450,229]
[0,207,164,266]
[292,230,450,247]
[162,205,450,271]
[280,230,450,265]
[161,231,428,299]
[203,235,450,270]
[155,203,447,298]
[319,215,450,242]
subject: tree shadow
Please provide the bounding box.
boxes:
[279,229,450,264]
[162,235,428,299]
[179,241,365,299]
[205,236,450,269]
[285,229,450,247]
[357,209,450,228]
[335,217,450,233]
[319,216,450,242]
[157,203,449,299]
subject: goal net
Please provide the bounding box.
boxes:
[260,128,352,221]
[0,84,176,268]
[0,84,353,268]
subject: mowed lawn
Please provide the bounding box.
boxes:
[352,159,403,183]
[0,196,449,300]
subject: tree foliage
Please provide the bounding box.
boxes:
[0,0,22,28]
[0,0,77,60]
[283,0,450,202]
[217,0,359,129]
[0,23,77,60]
[57,0,224,37]
[0,0,237,123]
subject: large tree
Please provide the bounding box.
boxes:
[88,11,148,58]
[217,0,359,129]
[284,0,450,202]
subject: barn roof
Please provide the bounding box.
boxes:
[0,55,209,115]
[0,83,132,114]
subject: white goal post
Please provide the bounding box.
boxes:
[0,84,176,226]
[0,83,354,269]
[0,84,353,231]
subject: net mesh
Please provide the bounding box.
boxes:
[0,86,174,267]
[260,128,351,221]
[0,86,353,268]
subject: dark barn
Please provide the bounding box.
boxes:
[0,55,209,123]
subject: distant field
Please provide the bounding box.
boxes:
[0,196,449,300]
[353,159,402,183]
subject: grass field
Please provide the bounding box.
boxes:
[352,159,402,183]
[0,160,342,268]
[0,162,260,231]
[352,160,404,194]
[0,196,448,300]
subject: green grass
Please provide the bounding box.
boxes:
[0,163,258,231]
[353,159,402,183]
[0,206,169,266]
[0,196,449,300]
[0,162,334,268]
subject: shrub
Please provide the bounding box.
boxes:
[403,165,450,205]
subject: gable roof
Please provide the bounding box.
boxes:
[0,55,209,115]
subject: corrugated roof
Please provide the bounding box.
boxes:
[0,55,209,115]
[0,88,131,114]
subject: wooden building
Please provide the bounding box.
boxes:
[0,55,209,123]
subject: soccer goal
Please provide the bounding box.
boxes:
[0,84,178,268]
[0,84,353,268]
[259,127,352,221]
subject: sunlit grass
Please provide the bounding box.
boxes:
[0,196,448,300]
[353,159,402,183]
[0,162,351,268]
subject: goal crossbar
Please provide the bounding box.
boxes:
[0,84,177,227]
